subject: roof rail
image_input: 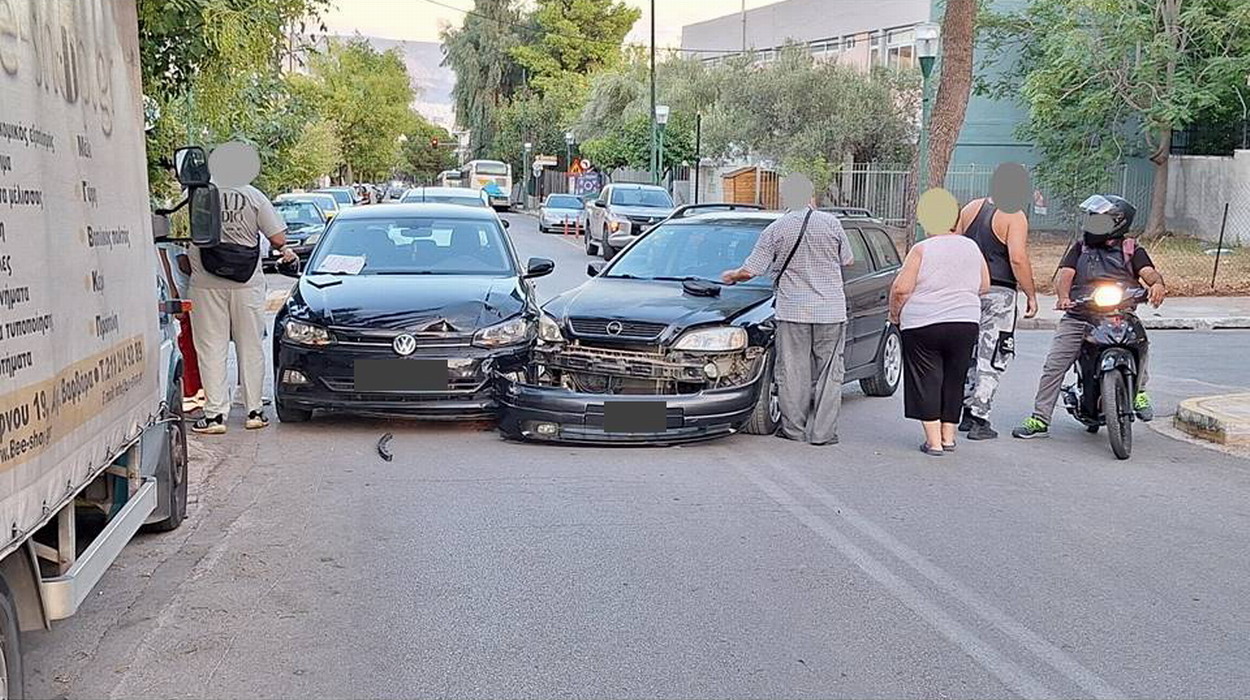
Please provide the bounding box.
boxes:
[821,206,877,218]
[669,202,767,219]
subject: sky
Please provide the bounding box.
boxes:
[319,0,785,47]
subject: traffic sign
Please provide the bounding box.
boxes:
[534,155,558,167]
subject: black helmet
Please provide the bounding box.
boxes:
[1079,194,1136,242]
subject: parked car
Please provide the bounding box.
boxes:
[276,191,340,220]
[538,193,588,233]
[315,187,359,209]
[401,186,490,208]
[585,183,676,260]
[496,205,903,445]
[273,203,554,422]
[265,199,327,270]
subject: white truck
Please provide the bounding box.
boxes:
[0,2,189,696]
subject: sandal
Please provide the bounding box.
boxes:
[919,443,945,457]
[942,442,956,452]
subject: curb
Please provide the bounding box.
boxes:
[1017,317,1250,331]
[1173,393,1250,445]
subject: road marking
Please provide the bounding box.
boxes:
[763,458,1127,699]
[732,460,1062,699]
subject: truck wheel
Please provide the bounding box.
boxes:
[276,400,312,423]
[743,356,781,435]
[583,227,597,256]
[0,578,24,700]
[600,229,617,260]
[860,325,902,397]
[144,378,189,533]
[1103,370,1132,460]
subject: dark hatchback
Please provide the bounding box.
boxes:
[273,203,554,422]
[265,199,327,270]
[496,208,904,444]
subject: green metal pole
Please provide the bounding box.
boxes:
[915,55,935,244]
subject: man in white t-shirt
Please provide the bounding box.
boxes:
[185,143,294,434]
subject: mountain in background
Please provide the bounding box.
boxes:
[339,35,456,129]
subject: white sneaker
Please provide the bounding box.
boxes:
[245,410,270,430]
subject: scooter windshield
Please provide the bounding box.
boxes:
[1079,194,1116,214]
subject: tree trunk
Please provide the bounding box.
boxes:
[1146,128,1171,237]
[926,0,977,189]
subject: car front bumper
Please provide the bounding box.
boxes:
[276,340,527,420]
[494,373,763,445]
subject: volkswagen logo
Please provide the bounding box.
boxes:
[605,321,624,336]
[392,334,417,356]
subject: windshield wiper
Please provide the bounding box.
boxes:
[651,275,723,284]
[373,270,441,275]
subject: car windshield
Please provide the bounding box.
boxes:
[402,192,485,207]
[546,195,582,209]
[319,189,353,205]
[276,202,323,227]
[475,162,509,176]
[606,221,772,288]
[611,188,673,208]
[308,217,514,276]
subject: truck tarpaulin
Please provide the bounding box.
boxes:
[0,0,160,557]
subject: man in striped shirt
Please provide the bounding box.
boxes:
[722,205,856,445]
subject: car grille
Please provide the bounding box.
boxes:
[626,216,661,227]
[329,326,473,349]
[567,318,667,340]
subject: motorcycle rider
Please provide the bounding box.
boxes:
[1012,195,1167,439]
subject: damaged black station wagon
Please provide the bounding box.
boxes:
[496,205,904,445]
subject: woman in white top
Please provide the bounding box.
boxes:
[889,226,990,456]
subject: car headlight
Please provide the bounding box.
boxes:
[303,233,321,246]
[1092,285,1124,308]
[284,319,331,346]
[473,315,535,348]
[672,326,748,352]
[538,314,565,343]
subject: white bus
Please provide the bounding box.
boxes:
[437,169,463,187]
[461,159,513,210]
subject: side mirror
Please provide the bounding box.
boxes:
[587,261,605,276]
[501,219,511,229]
[174,146,210,187]
[591,200,605,208]
[277,257,302,278]
[189,185,222,247]
[524,257,555,279]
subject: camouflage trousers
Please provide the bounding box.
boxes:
[963,286,1018,421]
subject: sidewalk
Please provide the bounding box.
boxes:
[1019,295,1250,330]
[1174,394,1250,446]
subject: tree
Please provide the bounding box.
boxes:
[581,112,696,173]
[509,0,641,95]
[302,38,418,182]
[400,120,458,185]
[262,118,343,192]
[980,0,1250,234]
[925,0,977,188]
[440,0,527,156]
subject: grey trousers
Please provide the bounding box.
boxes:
[775,321,847,444]
[964,286,1017,420]
[1032,316,1150,423]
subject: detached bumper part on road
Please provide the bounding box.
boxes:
[277,338,527,419]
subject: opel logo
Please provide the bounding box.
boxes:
[605,321,624,336]
[392,334,417,356]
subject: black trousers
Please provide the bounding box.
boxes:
[902,322,979,423]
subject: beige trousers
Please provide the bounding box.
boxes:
[189,284,266,419]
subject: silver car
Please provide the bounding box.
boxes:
[538,194,588,233]
[585,183,675,260]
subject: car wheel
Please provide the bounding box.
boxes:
[276,399,312,423]
[743,354,781,435]
[584,226,597,256]
[600,229,617,260]
[860,325,902,397]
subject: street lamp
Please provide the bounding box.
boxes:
[655,105,670,186]
[913,21,940,243]
[523,142,533,208]
[564,130,575,171]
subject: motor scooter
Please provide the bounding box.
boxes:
[1060,284,1149,460]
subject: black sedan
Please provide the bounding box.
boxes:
[273,203,554,422]
[495,208,903,444]
[266,199,328,270]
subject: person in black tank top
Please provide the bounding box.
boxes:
[955,191,1038,440]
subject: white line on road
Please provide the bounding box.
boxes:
[765,459,1127,700]
[732,460,1062,699]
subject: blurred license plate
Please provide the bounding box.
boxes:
[603,401,667,433]
[354,359,447,392]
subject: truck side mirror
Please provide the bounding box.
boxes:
[189,185,222,247]
[174,146,211,187]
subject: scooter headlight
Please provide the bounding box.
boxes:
[1092,285,1124,308]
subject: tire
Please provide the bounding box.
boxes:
[0,578,24,700]
[143,377,188,533]
[1102,370,1132,460]
[584,226,597,256]
[860,325,903,397]
[600,229,617,260]
[276,399,312,423]
[743,355,781,435]
[1086,424,1101,434]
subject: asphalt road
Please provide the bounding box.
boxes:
[24,212,1250,699]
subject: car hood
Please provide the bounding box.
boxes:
[609,205,673,219]
[291,274,527,331]
[545,277,772,330]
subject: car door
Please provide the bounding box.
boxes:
[590,187,610,243]
[840,227,878,370]
[854,225,903,368]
